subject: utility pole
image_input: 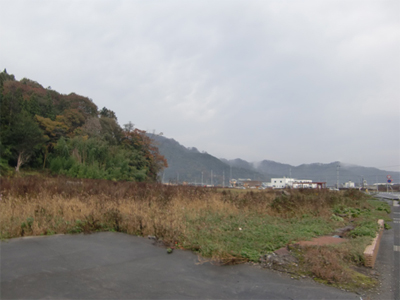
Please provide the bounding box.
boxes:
[223,170,225,188]
[211,170,213,186]
[201,172,203,186]
[336,164,340,189]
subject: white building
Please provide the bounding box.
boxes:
[271,178,320,189]
[292,180,315,189]
[344,181,355,188]
[271,177,295,188]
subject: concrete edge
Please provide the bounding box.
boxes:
[0,234,66,242]
[363,219,384,268]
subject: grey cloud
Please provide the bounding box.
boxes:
[1,0,398,169]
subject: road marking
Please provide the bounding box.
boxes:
[394,212,400,214]
[394,245,400,252]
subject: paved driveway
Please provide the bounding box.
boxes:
[1,232,360,299]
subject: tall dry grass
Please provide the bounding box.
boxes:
[0,176,368,242]
[1,176,386,289]
[0,176,265,242]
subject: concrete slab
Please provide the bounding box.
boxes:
[1,232,360,299]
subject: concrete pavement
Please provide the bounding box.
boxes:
[1,232,361,300]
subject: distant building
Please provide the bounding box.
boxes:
[234,179,262,188]
[373,182,394,186]
[292,180,314,189]
[242,180,262,188]
[271,177,296,189]
[263,182,273,188]
[343,181,355,188]
[271,177,326,189]
[230,179,237,187]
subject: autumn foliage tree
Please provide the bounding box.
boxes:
[35,115,68,168]
[122,128,168,181]
[0,69,168,181]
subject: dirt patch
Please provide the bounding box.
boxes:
[259,249,299,273]
[260,236,349,278]
[259,234,380,294]
[262,235,347,268]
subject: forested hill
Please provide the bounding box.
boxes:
[0,70,167,181]
[149,133,399,187]
[148,134,268,185]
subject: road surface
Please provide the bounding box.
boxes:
[374,192,400,201]
[1,232,360,300]
[370,198,400,300]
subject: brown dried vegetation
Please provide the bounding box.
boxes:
[0,176,386,291]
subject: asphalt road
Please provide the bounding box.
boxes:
[395,202,400,300]
[374,192,400,201]
[392,200,400,300]
[370,199,400,300]
[1,232,360,300]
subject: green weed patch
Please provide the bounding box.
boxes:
[182,213,335,262]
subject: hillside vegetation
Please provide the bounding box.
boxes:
[0,70,167,181]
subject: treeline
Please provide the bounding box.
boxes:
[0,69,167,181]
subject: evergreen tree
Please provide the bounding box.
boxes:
[7,110,45,171]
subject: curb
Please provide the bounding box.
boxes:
[363,219,384,268]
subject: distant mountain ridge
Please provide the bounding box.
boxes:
[149,134,267,185]
[149,134,400,186]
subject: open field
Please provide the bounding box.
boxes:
[0,175,391,291]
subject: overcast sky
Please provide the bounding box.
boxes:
[1,0,399,171]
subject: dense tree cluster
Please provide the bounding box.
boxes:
[0,69,167,181]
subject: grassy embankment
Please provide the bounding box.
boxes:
[0,175,391,290]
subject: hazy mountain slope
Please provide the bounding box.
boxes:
[220,158,255,171]
[149,134,267,184]
[253,160,399,186]
[148,134,399,187]
[254,160,293,176]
